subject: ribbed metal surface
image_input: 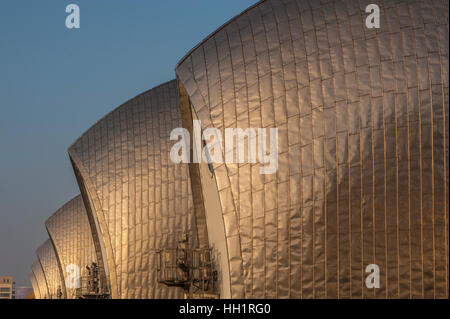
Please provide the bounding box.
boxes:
[68,80,198,298]
[176,0,449,298]
[29,272,41,299]
[45,195,97,298]
[36,240,64,299]
[31,260,48,299]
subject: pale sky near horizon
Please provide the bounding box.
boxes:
[0,0,257,286]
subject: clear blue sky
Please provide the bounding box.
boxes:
[0,0,257,286]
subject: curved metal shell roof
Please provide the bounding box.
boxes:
[176,0,449,298]
[36,240,64,299]
[29,271,41,299]
[45,195,97,298]
[68,80,198,298]
[31,260,49,299]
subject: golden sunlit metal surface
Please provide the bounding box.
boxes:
[36,240,65,299]
[31,260,48,299]
[68,80,198,298]
[176,0,449,298]
[45,195,98,299]
[29,271,41,299]
[29,0,448,299]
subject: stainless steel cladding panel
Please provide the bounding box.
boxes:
[32,260,48,299]
[176,0,449,298]
[29,272,41,299]
[45,195,97,298]
[68,80,197,298]
[36,240,64,299]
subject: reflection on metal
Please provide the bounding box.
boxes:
[157,235,218,298]
[29,272,41,299]
[68,80,198,299]
[30,0,448,299]
[45,195,100,298]
[178,79,232,298]
[32,260,48,299]
[176,0,449,298]
[75,262,109,299]
[36,240,64,299]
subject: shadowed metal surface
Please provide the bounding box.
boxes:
[31,260,48,299]
[176,0,449,298]
[36,240,64,299]
[29,271,41,299]
[68,80,198,298]
[45,195,97,298]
